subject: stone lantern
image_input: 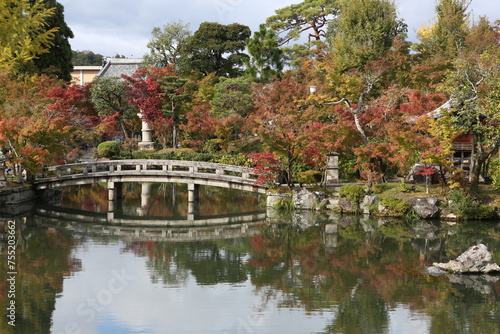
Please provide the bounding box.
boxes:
[325,152,339,184]
[137,111,155,150]
[0,157,8,187]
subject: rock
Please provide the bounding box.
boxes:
[433,244,500,274]
[408,196,439,219]
[292,188,324,210]
[266,191,292,208]
[425,266,446,276]
[339,197,356,213]
[361,195,378,214]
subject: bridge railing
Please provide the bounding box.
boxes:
[35,159,261,185]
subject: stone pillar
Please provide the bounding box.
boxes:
[187,201,199,221]
[0,166,7,187]
[137,111,155,150]
[108,181,116,201]
[107,181,122,223]
[325,152,339,184]
[188,183,199,202]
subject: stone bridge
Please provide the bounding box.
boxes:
[34,159,267,201]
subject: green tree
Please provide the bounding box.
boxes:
[178,22,251,77]
[327,0,406,71]
[0,0,57,71]
[29,0,74,81]
[144,20,192,68]
[210,77,254,118]
[413,0,469,59]
[90,76,137,139]
[156,69,191,149]
[444,48,500,191]
[243,24,283,83]
[72,50,104,66]
[266,0,339,46]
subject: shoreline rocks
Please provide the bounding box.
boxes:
[433,244,500,274]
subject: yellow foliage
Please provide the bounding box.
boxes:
[0,0,57,70]
[416,24,436,43]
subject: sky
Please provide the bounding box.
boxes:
[58,0,500,58]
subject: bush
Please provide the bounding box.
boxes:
[371,182,392,194]
[339,184,366,213]
[273,197,294,212]
[339,185,366,203]
[97,141,120,159]
[211,153,253,167]
[491,157,500,189]
[447,188,494,220]
[380,195,411,217]
[296,170,323,185]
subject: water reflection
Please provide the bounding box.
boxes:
[1,201,500,333]
[56,183,265,218]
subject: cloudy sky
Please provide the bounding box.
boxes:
[58,0,500,58]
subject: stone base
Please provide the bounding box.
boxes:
[138,141,155,150]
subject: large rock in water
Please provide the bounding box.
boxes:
[408,196,439,219]
[433,244,500,274]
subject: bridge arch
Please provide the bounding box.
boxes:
[34,159,268,195]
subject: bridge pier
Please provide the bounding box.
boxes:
[108,182,123,221]
[187,183,200,220]
[187,201,199,221]
[188,183,199,202]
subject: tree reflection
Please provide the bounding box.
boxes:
[122,239,251,285]
[245,218,500,334]
[109,215,499,333]
[0,217,80,333]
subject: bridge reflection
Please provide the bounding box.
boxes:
[33,206,267,242]
[35,204,266,227]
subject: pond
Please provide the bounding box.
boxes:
[1,183,499,334]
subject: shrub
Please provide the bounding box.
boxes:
[371,182,392,194]
[339,185,366,203]
[273,197,294,212]
[447,188,494,220]
[296,170,323,185]
[339,184,366,213]
[97,141,120,159]
[380,195,411,217]
[211,153,253,167]
[491,157,500,189]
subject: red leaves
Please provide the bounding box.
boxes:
[247,153,283,186]
[416,167,437,176]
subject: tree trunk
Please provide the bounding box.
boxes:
[469,156,482,192]
[172,122,178,149]
[352,111,369,145]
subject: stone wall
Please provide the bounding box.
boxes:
[0,187,36,205]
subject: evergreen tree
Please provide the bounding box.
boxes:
[72,50,104,66]
[243,24,283,83]
[178,22,251,77]
[328,0,406,71]
[144,20,191,68]
[31,0,74,81]
[266,0,339,46]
